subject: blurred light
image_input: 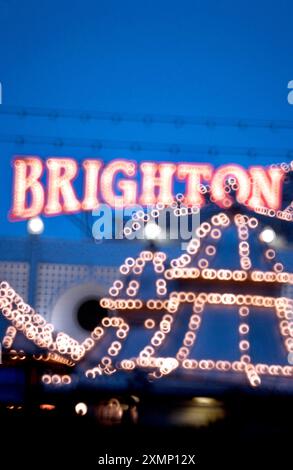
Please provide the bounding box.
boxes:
[259,227,276,243]
[40,404,55,411]
[144,221,162,240]
[192,397,219,406]
[170,399,225,427]
[96,399,123,425]
[130,395,140,403]
[75,402,87,416]
[27,216,44,235]
[288,352,293,365]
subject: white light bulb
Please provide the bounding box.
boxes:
[144,222,162,240]
[75,402,87,416]
[259,227,276,244]
[27,216,44,235]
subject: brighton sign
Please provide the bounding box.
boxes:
[10,157,285,219]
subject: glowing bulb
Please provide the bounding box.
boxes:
[259,227,276,243]
[40,404,55,411]
[27,216,44,235]
[288,352,293,365]
[75,402,88,416]
[192,397,219,406]
[144,221,162,240]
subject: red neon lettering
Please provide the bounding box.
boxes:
[11,157,44,219]
[100,160,137,208]
[177,163,213,206]
[81,160,102,210]
[10,157,286,218]
[248,167,285,211]
[211,164,250,207]
[139,162,176,205]
[45,158,80,215]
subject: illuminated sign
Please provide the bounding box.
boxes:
[1,211,293,388]
[11,157,285,219]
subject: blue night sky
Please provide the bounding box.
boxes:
[0,0,292,239]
